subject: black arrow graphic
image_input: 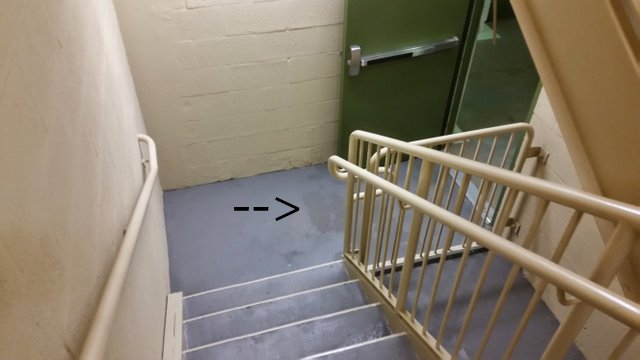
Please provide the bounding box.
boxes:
[275,197,299,221]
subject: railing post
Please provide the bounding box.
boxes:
[396,160,434,312]
[541,222,637,359]
[358,182,376,264]
[343,173,355,255]
[344,135,358,257]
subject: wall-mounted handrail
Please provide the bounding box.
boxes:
[78,134,158,360]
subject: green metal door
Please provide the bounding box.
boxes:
[338,0,475,156]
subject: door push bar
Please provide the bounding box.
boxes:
[347,36,459,76]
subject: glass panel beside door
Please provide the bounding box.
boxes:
[454,0,540,134]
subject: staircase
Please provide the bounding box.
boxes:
[164,124,640,359]
[181,261,418,360]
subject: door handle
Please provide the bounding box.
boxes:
[347,36,459,77]
[347,45,362,76]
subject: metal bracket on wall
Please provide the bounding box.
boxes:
[506,217,521,236]
[526,146,550,164]
[347,36,459,77]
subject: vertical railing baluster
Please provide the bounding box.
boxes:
[482,134,515,230]
[419,161,450,254]
[472,137,482,162]
[372,148,393,279]
[343,137,359,255]
[396,160,434,312]
[410,161,450,318]
[388,155,414,294]
[437,179,492,351]
[343,172,355,255]
[350,140,365,253]
[379,150,402,285]
[502,209,583,359]
[443,142,451,155]
[485,135,499,165]
[433,141,467,252]
[479,136,499,227]
[485,134,515,231]
[512,128,535,173]
[473,198,550,359]
[452,187,520,355]
[388,206,406,295]
[358,142,374,265]
[425,173,471,337]
[361,144,382,270]
[499,133,514,170]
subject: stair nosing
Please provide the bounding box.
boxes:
[183,260,343,299]
[184,279,360,323]
[299,332,408,360]
[183,302,381,354]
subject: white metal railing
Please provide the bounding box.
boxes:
[337,123,540,273]
[334,122,539,181]
[329,126,640,359]
[78,134,158,360]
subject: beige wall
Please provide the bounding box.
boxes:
[114,0,345,189]
[0,0,170,359]
[512,0,640,299]
[516,90,639,359]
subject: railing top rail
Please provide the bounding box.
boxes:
[78,134,158,360]
[410,122,534,147]
[348,130,640,230]
[334,122,534,181]
[328,155,640,330]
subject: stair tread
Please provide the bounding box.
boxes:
[184,280,367,349]
[183,304,390,360]
[183,261,348,319]
[302,333,419,360]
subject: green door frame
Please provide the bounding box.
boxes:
[441,0,488,136]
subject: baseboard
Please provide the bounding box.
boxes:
[163,292,183,360]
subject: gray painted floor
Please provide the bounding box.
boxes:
[165,164,345,295]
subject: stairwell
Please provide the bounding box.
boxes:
[181,261,418,359]
[163,122,639,359]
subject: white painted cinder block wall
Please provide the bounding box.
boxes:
[0,0,170,359]
[516,89,639,359]
[114,0,345,189]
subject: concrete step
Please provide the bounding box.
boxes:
[302,333,419,360]
[183,280,367,349]
[183,304,390,360]
[183,260,348,320]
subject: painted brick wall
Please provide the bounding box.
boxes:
[115,0,345,189]
[516,89,639,359]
